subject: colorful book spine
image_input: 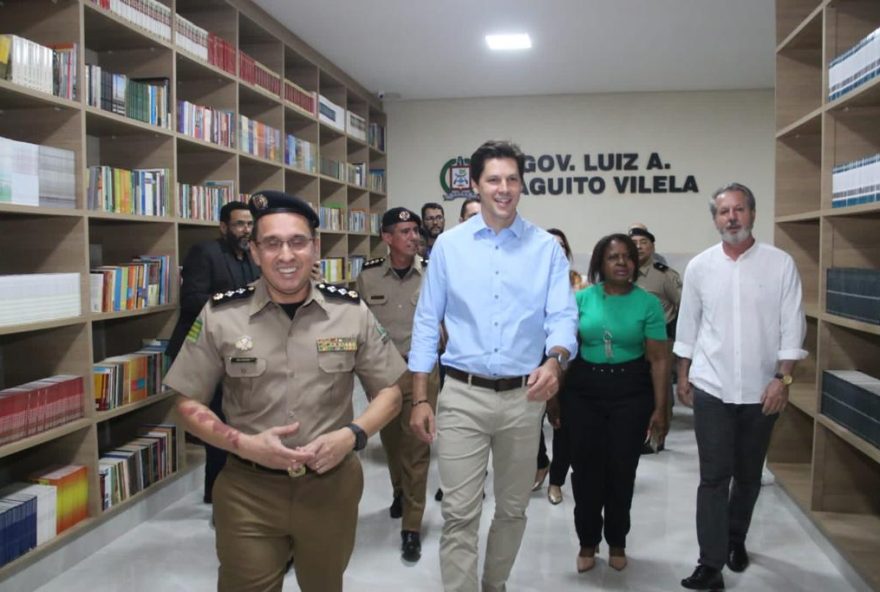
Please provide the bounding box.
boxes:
[177,100,235,148]
[176,181,237,221]
[90,256,171,314]
[87,165,170,216]
[283,79,316,115]
[239,115,281,162]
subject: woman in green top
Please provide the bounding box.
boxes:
[564,233,670,574]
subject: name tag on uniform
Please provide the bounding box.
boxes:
[316,337,358,352]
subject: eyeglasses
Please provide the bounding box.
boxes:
[229,220,254,229]
[424,215,444,222]
[254,236,314,253]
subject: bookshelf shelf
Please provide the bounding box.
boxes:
[0,0,386,578]
[772,2,880,587]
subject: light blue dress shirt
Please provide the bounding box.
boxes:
[408,212,578,378]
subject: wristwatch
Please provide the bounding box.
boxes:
[548,351,569,372]
[347,423,368,451]
[774,372,794,386]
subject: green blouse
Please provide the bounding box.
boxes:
[576,283,667,363]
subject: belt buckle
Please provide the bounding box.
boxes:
[287,466,306,478]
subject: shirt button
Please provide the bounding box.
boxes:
[494,295,499,299]
[494,348,498,352]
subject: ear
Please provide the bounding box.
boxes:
[381,231,393,247]
[249,239,261,268]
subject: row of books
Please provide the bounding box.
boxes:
[284,79,317,116]
[320,157,345,181]
[369,122,386,152]
[0,35,77,101]
[319,205,346,231]
[177,181,237,221]
[821,370,880,451]
[348,209,370,233]
[347,162,367,187]
[177,99,235,148]
[99,424,177,510]
[240,115,281,162]
[87,165,170,216]
[174,15,236,75]
[0,135,76,209]
[369,169,387,194]
[828,25,880,101]
[826,267,879,325]
[369,212,381,236]
[239,51,281,97]
[85,65,171,129]
[88,0,172,42]
[0,482,56,567]
[349,255,366,280]
[285,134,318,173]
[318,94,346,132]
[320,257,346,283]
[0,273,81,328]
[89,254,172,314]
[347,111,367,142]
[0,375,84,446]
[93,340,169,410]
[832,153,879,209]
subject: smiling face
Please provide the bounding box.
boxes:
[249,212,319,304]
[602,239,636,287]
[382,220,420,262]
[472,157,521,231]
[713,189,755,245]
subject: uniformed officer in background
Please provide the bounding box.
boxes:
[630,224,682,452]
[356,207,440,563]
[165,191,405,592]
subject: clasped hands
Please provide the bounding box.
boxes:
[241,422,355,475]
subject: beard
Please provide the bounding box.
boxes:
[225,233,250,253]
[719,226,751,245]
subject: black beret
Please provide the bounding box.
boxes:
[382,207,421,229]
[629,227,656,243]
[249,190,319,228]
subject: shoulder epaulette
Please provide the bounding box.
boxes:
[211,285,256,307]
[653,261,669,272]
[363,257,385,269]
[317,283,361,303]
[420,256,429,266]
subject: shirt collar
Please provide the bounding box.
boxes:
[472,212,525,239]
[249,278,324,316]
[381,254,425,277]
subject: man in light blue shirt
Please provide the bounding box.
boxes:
[409,140,578,592]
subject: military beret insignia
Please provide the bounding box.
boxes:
[252,194,268,211]
[211,285,256,307]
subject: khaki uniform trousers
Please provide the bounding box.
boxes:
[436,376,545,592]
[379,366,440,532]
[214,453,363,592]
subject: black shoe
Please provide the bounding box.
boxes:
[726,542,749,573]
[681,565,724,590]
[389,492,403,519]
[435,488,443,502]
[640,441,666,455]
[401,530,421,562]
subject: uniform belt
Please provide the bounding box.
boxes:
[445,366,528,392]
[230,454,309,478]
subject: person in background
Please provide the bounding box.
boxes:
[408,140,578,592]
[677,183,806,592]
[563,233,669,573]
[417,226,430,260]
[421,202,446,257]
[535,228,586,506]
[459,196,482,222]
[167,201,260,504]
[629,222,668,265]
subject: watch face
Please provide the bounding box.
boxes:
[783,375,794,386]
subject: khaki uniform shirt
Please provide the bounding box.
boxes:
[636,258,682,325]
[355,256,426,357]
[164,279,407,447]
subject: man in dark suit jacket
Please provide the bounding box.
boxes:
[168,201,260,503]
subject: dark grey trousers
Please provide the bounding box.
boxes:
[693,387,778,569]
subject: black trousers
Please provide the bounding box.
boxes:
[564,357,654,549]
[205,385,228,503]
[693,387,777,569]
[537,387,572,487]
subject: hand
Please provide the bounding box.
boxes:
[409,402,435,444]
[647,409,669,446]
[760,379,789,415]
[546,396,561,429]
[241,423,313,471]
[310,262,323,282]
[299,428,356,474]
[526,362,560,402]
[677,380,694,407]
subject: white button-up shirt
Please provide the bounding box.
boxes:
[673,241,808,404]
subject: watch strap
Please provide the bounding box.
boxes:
[347,423,367,451]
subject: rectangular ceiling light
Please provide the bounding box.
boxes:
[486,33,532,51]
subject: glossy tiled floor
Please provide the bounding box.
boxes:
[35,403,867,592]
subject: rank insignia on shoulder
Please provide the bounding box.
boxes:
[653,261,669,272]
[211,285,256,307]
[317,283,361,303]
[363,257,385,269]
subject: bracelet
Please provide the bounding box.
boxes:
[411,399,431,408]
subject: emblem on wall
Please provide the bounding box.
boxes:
[439,156,478,201]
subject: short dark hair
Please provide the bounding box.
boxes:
[469,140,525,184]
[546,228,573,261]
[587,233,639,284]
[421,202,444,220]
[459,196,481,219]
[418,226,429,241]
[220,201,250,223]
[710,182,756,217]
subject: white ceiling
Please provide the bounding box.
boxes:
[251,0,776,101]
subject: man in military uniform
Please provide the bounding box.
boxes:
[356,207,439,562]
[165,191,405,592]
[630,224,682,452]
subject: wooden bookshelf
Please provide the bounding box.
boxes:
[770,2,880,589]
[0,0,386,579]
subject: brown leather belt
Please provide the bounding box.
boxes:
[230,454,309,478]
[445,366,528,392]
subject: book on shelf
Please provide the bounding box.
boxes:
[239,51,281,96]
[349,255,366,280]
[0,491,37,568]
[30,464,88,534]
[90,255,171,313]
[821,370,880,451]
[828,25,880,102]
[87,165,170,216]
[826,267,880,325]
[832,153,880,209]
[320,258,345,283]
[346,111,367,141]
[319,156,344,181]
[93,341,168,411]
[318,204,346,231]
[346,162,367,187]
[239,115,281,162]
[177,99,235,148]
[348,209,368,233]
[85,65,170,128]
[369,212,380,235]
[283,79,316,115]
[285,134,317,173]
[0,136,76,208]
[176,180,237,221]
[99,423,177,510]
[0,273,81,327]
[318,94,345,131]
[0,35,78,101]
[0,375,84,446]
[369,168,386,193]
[88,0,172,41]
[368,122,386,151]
[174,15,237,75]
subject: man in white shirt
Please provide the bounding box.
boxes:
[675,182,807,591]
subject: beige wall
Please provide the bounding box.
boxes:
[384,89,774,270]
